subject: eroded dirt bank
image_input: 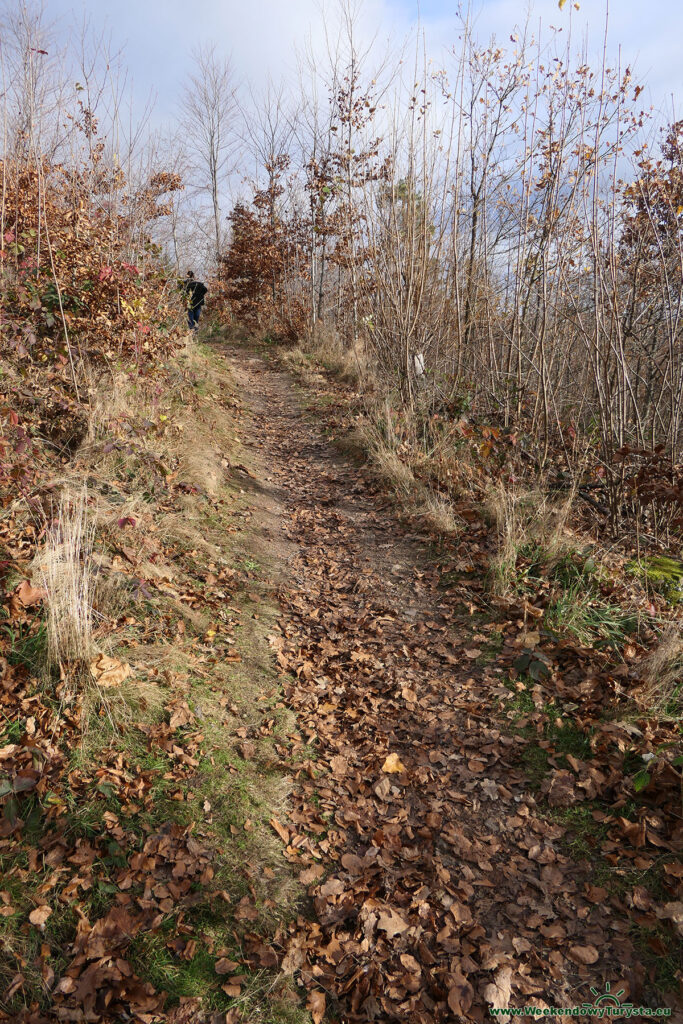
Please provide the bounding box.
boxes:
[222,341,679,1024]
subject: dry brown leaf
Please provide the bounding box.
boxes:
[89,653,132,687]
[568,944,599,965]
[545,769,577,808]
[169,702,195,729]
[270,817,290,843]
[319,877,345,897]
[483,965,513,1018]
[215,958,241,975]
[374,775,392,800]
[381,752,406,774]
[340,852,364,873]
[657,901,683,936]
[447,969,474,1016]
[15,580,47,608]
[299,863,324,884]
[330,754,348,775]
[377,907,409,937]
[29,905,52,929]
[306,989,326,1024]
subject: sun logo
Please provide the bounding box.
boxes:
[585,982,627,1008]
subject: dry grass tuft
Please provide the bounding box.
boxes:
[293,323,371,386]
[638,625,683,714]
[359,420,415,496]
[178,439,223,496]
[281,344,320,385]
[35,488,95,669]
[419,490,463,535]
[85,367,133,443]
[486,479,575,595]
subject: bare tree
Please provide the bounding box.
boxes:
[0,0,68,160]
[181,45,240,265]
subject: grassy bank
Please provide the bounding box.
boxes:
[0,334,307,1023]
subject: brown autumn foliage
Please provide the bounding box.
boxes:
[0,136,186,500]
[219,162,309,341]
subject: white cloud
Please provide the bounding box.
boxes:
[50,0,680,126]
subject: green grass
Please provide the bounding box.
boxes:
[547,551,599,587]
[493,546,639,652]
[632,926,682,997]
[660,680,683,718]
[505,676,594,788]
[505,684,536,718]
[0,718,25,743]
[548,803,612,862]
[545,581,639,650]
[129,928,234,1009]
[474,632,505,665]
[1,618,48,675]
[550,717,593,759]
[488,542,602,600]
[520,744,551,786]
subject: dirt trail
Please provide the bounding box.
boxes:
[222,344,659,1023]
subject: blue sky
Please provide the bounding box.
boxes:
[42,0,682,128]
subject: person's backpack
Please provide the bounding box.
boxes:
[194,281,207,305]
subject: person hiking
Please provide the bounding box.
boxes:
[182,270,207,331]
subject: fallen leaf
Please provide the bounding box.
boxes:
[299,864,324,884]
[14,580,47,608]
[330,755,348,775]
[568,945,599,965]
[484,966,513,1019]
[377,907,409,937]
[169,702,194,729]
[215,958,241,975]
[89,653,132,687]
[29,905,52,929]
[6,973,23,999]
[306,989,326,1024]
[270,817,290,843]
[447,969,474,1016]
[657,901,683,936]
[544,769,577,808]
[381,752,406,774]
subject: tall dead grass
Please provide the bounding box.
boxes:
[358,419,416,497]
[638,625,683,716]
[419,490,463,535]
[486,480,576,595]
[35,489,95,668]
[85,367,133,444]
[300,323,370,385]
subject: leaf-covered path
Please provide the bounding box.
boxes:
[224,343,674,1023]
